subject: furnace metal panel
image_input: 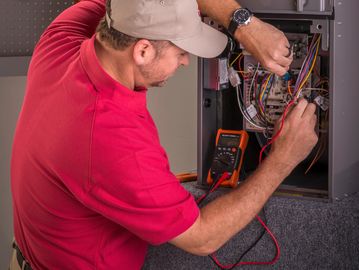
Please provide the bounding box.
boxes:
[329,0,359,199]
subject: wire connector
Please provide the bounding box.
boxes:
[228,66,241,87]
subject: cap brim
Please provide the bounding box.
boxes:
[171,23,228,58]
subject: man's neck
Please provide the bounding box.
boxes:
[94,35,135,90]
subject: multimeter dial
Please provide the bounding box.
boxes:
[211,147,240,177]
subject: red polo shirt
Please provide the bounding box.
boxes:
[11,1,199,269]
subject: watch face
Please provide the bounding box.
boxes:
[234,8,251,24]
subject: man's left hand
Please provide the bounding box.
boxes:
[235,17,293,76]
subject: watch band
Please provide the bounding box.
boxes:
[228,18,239,37]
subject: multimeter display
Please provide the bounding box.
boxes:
[207,129,249,188]
[218,135,240,147]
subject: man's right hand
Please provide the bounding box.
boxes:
[269,99,319,170]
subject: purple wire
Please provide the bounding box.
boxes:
[293,34,320,95]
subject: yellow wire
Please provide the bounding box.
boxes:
[259,74,272,101]
[305,110,329,174]
[258,74,273,117]
[287,81,292,96]
[296,39,321,98]
[229,53,243,67]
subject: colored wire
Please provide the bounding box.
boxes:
[296,48,319,97]
[258,74,271,114]
[200,145,281,269]
[224,37,321,266]
[248,63,260,102]
[259,99,296,164]
[235,85,266,130]
[209,213,280,269]
[229,53,243,68]
[208,209,267,270]
[293,34,321,97]
[301,87,328,93]
[305,110,329,174]
[196,172,230,205]
[199,172,280,269]
[287,80,293,96]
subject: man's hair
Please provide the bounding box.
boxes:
[96,0,172,55]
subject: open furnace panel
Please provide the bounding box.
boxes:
[238,29,329,197]
[198,1,359,200]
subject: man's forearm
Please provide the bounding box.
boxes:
[197,0,240,28]
[171,154,292,255]
[197,155,292,253]
[197,0,292,76]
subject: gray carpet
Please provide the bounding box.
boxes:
[143,182,359,270]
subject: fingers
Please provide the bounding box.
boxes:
[302,102,317,120]
[309,114,318,130]
[262,33,293,76]
[284,46,292,58]
[263,49,293,76]
[287,99,308,120]
[286,99,317,130]
[267,65,289,77]
[280,52,293,67]
[266,62,290,76]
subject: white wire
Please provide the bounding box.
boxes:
[235,85,266,130]
[301,87,328,92]
[248,63,260,98]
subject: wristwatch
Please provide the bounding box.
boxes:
[228,8,253,37]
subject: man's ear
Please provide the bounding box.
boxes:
[133,39,156,66]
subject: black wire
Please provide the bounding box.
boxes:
[208,208,268,270]
[201,168,270,270]
[197,174,222,207]
[255,132,270,157]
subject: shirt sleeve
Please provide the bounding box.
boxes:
[81,105,200,245]
[43,0,106,40]
[29,0,106,77]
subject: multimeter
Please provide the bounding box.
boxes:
[207,129,249,188]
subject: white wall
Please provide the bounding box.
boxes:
[0,76,26,268]
[147,55,197,174]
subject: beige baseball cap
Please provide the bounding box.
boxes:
[105,0,228,58]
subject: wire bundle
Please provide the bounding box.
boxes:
[209,213,280,269]
[257,73,275,123]
[232,34,322,136]
[293,33,321,98]
[197,171,280,269]
[234,63,268,131]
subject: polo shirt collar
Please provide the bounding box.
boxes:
[80,35,148,114]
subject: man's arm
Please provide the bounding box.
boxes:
[170,99,318,255]
[197,0,292,76]
[44,0,105,39]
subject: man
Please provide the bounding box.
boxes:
[10,0,317,269]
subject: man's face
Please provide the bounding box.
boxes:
[139,44,190,87]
